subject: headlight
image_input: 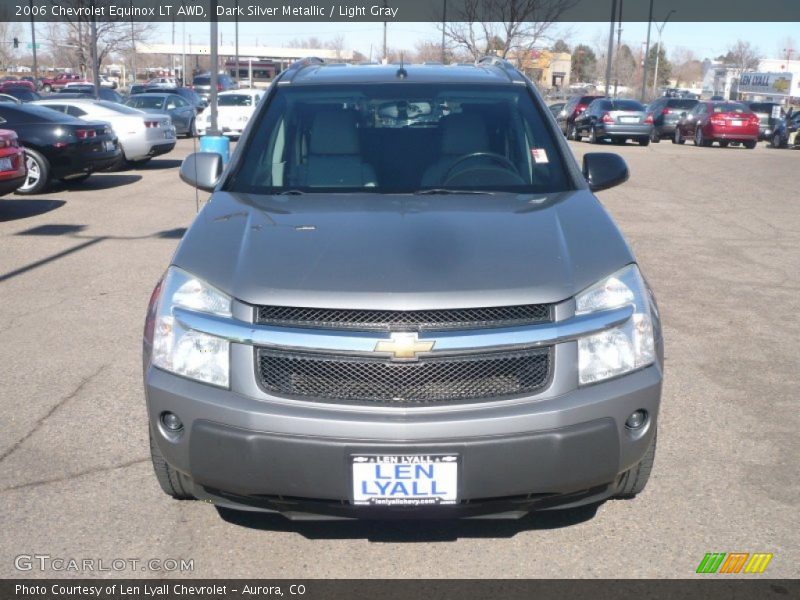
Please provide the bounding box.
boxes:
[575,264,655,385]
[151,267,231,387]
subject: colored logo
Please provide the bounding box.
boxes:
[696,552,773,574]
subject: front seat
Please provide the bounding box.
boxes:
[420,113,490,187]
[302,110,377,188]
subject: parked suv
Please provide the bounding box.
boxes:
[145,58,663,519]
[557,94,605,139]
[190,73,236,100]
[645,97,699,142]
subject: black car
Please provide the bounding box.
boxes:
[745,102,785,141]
[0,103,121,194]
[1,88,41,103]
[191,73,237,100]
[56,86,125,103]
[557,94,606,139]
[771,110,800,149]
[144,86,207,112]
[645,97,699,142]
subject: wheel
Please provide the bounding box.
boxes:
[589,126,599,144]
[650,129,660,143]
[772,133,784,149]
[719,140,730,148]
[149,428,195,500]
[743,140,756,149]
[567,122,577,141]
[43,84,52,93]
[15,148,50,195]
[638,136,650,146]
[694,128,707,147]
[615,430,657,499]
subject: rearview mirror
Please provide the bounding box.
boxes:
[582,153,629,192]
[180,152,223,192]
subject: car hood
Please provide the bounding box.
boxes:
[171,190,634,309]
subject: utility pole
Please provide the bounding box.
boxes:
[171,21,175,77]
[382,0,388,63]
[209,0,219,136]
[604,0,617,96]
[441,0,447,63]
[640,0,654,101]
[29,0,38,79]
[90,1,100,99]
[613,0,623,97]
[652,10,675,97]
[235,0,240,87]
[130,0,136,85]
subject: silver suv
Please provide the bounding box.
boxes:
[144,58,663,519]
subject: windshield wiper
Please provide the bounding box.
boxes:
[413,188,495,195]
[278,189,305,195]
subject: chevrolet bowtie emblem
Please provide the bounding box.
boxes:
[375,332,435,359]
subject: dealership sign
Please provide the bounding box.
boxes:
[738,72,793,96]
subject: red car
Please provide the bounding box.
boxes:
[0,80,36,93]
[673,101,760,148]
[40,73,86,93]
[0,129,26,196]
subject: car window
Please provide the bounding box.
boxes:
[175,97,189,108]
[128,96,165,110]
[711,102,747,113]
[218,94,253,107]
[229,83,571,194]
[96,100,141,115]
[66,105,87,117]
[193,76,210,86]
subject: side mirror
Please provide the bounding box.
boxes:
[179,152,223,192]
[582,152,629,192]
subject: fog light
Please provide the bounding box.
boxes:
[625,410,647,430]
[161,412,183,431]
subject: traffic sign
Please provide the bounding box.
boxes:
[27,43,40,50]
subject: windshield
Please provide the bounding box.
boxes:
[712,102,747,113]
[611,100,644,111]
[126,96,165,110]
[219,94,254,107]
[229,83,570,194]
[193,76,210,86]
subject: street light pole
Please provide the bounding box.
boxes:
[441,0,447,63]
[652,10,675,96]
[130,0,136,85]
[234,0,240,87]
[209,0,219,136]
[29,0,38,79]
[604,0,617,96]
[640,0,654,101]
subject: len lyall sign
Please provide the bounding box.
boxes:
[738,72,793,96]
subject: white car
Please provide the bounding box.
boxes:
[146,77,178,89]
[33,98,176,165]
[196,89,262,138]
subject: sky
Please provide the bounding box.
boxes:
[148,21,798,62]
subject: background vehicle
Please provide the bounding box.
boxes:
[0,103,120,194]
[144,86,207,113]
[0,129,26,196]
[0,88,41,103]
[146,77,178,89]
[674,101,759,148]
[557,94,605,139]
[98,75,118,89]
[57,85,125,104]
[190,73,236,100]
[744,101,784,140]
[195,89,261,137]
[0,80,35,93]
[645,97,699,142]
[124,93,196,137]
[127,84,147,96]
[575,98,653,145]
[34,98,176,166]
[548,102,565,119]
[40,73,85,93]
[149,60,662,520]
[0,94,22,104]
[771,111,800,149]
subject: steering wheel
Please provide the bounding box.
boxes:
[442,152,519,185]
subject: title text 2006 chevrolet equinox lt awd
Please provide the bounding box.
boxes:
[143,58,663,519]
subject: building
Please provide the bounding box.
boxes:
[517,50,572,92]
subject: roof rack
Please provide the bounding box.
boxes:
[280,57,325,83]
[476,56,525,83]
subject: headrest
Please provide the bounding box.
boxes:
[440,113,490,155]
[310,110,360,155]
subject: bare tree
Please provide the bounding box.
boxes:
[671,47,703,87]
[0,22,22,69]
[286,37,326,50]
[438,0,579,64]
[726,40,761,76]
[326,35,347,60]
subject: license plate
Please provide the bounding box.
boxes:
[351,454,458,506]
[164,129,175,139]
[620,117,639,123]
[732,119,743,126]
[0,157,13,171]
[103,140,115,151]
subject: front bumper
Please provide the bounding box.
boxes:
[146,353,662,516]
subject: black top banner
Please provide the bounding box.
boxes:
[1,0,800,22]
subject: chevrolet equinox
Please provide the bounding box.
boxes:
[143,58,663,519]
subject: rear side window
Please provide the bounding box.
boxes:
[229,83,571,195]
[128,96,165,110]
[666,99,698,109]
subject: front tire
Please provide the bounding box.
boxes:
[567,122,577,141]
[772,132,784,149]
[673,128,685,144]
[149,429,195,500]
[589,126,599,144]
[694,128,707,147]
[650,129,660,143]
[615,430,657,499]
[638,136,650,146]
[15,148,50,195]
[743,140,757,149]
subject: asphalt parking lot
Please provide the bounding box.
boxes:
[0,138,797,579]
